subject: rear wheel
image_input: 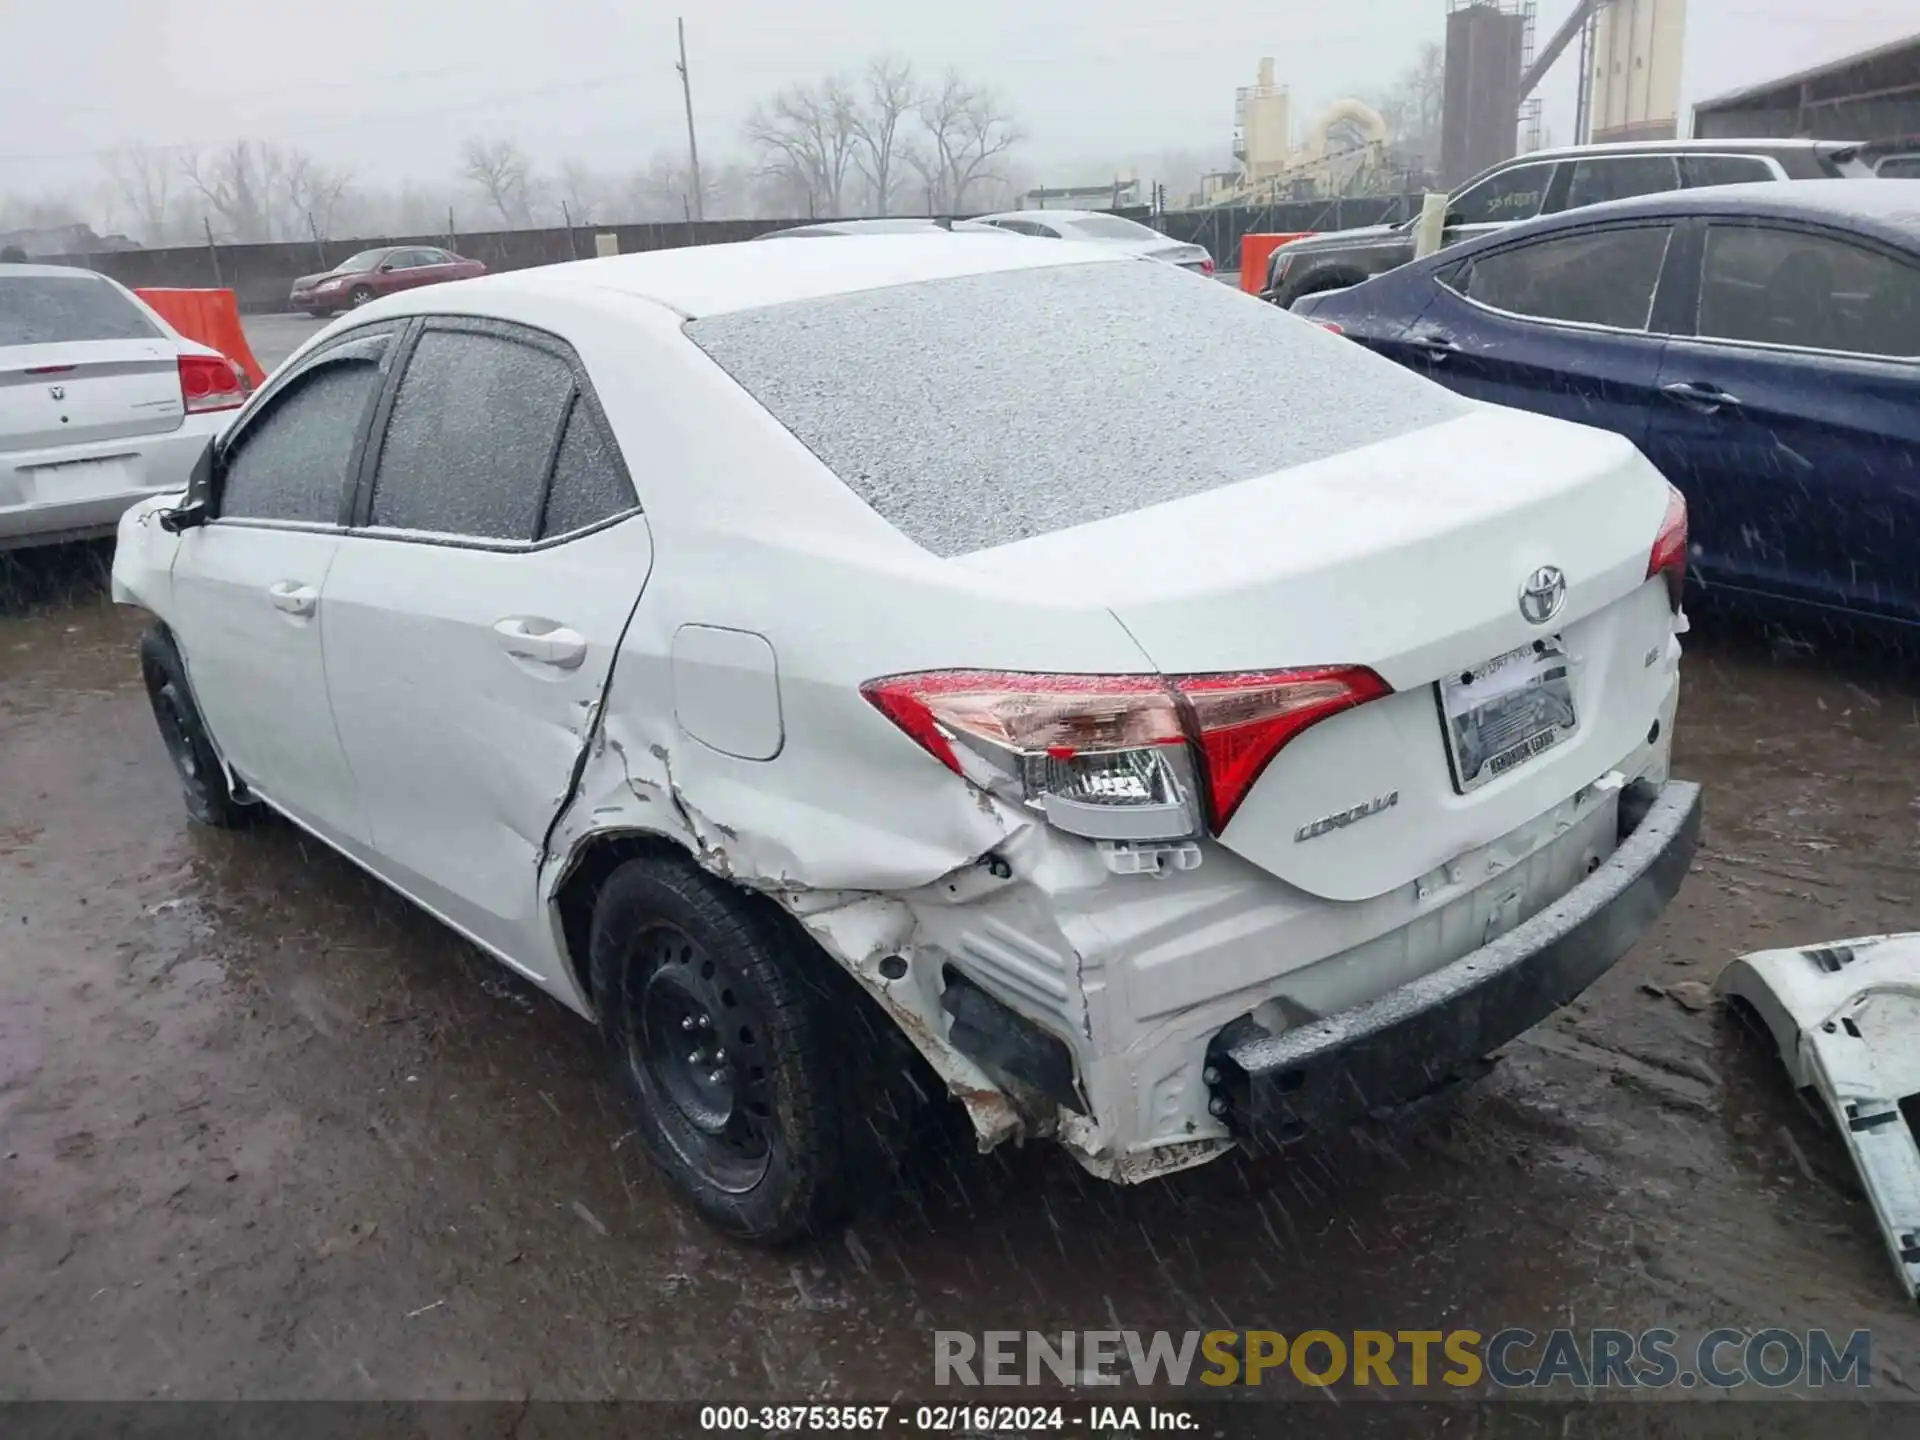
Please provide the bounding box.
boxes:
[589,856,861,1243]
[139,626,253,829]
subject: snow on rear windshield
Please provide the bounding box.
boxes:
[685,260,1467,557]
[0,275,158,345]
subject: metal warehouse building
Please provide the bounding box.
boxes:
[1691,32,1920,153]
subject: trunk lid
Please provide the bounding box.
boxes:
[0,340,186,453]
[955,406,1679,901]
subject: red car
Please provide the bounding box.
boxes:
[289,246,486,316]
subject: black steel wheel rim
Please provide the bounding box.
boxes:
[154,680,208,799]
[625,922,775,1194]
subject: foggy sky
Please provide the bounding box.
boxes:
[1,0,1913,198]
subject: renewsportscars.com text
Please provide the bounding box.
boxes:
[934,1328,1873,1391]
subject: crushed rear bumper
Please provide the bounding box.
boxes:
[1208,777,1703,1141]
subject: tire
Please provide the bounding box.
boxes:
[589,855,863,1243]
[139,626,253,829]
[347,286,375,308]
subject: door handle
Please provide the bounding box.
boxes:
[493,618,587,670]
[267,581,317,617]
[1660,380,1740,415]
[1406,331,1460,360]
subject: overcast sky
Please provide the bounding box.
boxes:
[1,0,1913,198]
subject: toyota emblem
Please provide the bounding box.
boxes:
[47,384,65,401]
[1518,565,1567,625]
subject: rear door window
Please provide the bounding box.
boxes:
[538,398,638,540]
[1680,154,1777,188]
[1697,225,1920,358]
[1564,156,1682,210]
[1452,226,1674,331]
[1448,164,1555,225]
[219,342,392,524]
[367,325,576,541]
[0,274,158,345]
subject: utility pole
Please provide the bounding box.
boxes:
[675,18,705,222]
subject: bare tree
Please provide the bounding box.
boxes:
[459,138,536,227]
[180,140,275,241]
[744,78,860,217]
[102,147,178,245]
[848,56,918,216]
[556,160,605,225]
[278,150,351,241]
[1374,41,1445,174]
[917,71,1020,213]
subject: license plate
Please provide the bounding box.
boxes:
[1436,639,1578,794]
[24,456,135,502]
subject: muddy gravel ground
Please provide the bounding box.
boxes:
[1,318,1917,1413]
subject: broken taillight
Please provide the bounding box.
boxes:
[1647,483,1688,610]
[861,665,1391,841]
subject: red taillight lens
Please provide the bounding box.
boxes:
[1310,319,1345,335]
[1647,483,1688,610]
[861,664,1390,840]
[1173,666,1391,832]
[178,354,246,414]
[1201,256,1216,276]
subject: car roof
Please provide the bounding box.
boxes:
[418,233,1125,319]
[1503,137,1852,163]
[0,261,114,279]
[977,210,1128,223]
[1489,178,1920,247]
[759,218,1000,237]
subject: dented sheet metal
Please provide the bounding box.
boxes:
[1717,933,1920,1303]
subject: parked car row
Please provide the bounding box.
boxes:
[32,151,1896,1245]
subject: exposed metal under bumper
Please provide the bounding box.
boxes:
[1211,778,1703,1140]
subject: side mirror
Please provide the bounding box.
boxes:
[160,438,217,531]
[159,501,210,534]
[378,262,395,273]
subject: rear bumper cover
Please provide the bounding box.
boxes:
[1210,777,1703,1139]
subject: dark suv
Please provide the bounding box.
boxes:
[1261,139,1874,307]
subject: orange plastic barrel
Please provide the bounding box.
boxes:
[1238,233,1312,296]
[134,288,267,389]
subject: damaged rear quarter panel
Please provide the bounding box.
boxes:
[539,302,1165,1142]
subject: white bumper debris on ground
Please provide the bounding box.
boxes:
[1717,933,1920,1303]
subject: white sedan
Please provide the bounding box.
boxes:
[973,208,1215,274]
[112,236,1701,1243]
[3,263,247,551]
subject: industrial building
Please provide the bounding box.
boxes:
[1690,33,1920,147]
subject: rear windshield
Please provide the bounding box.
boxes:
[1066,214,1167,241]
[0,274,158,345]
[686,260,1467,556]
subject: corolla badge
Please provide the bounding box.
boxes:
[1518,565,1567,625]
[1294,790,1399,843]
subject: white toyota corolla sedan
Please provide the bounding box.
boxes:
[112,236,1701,1242]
